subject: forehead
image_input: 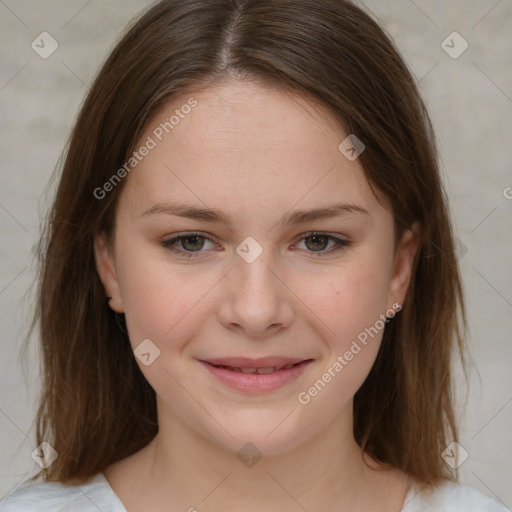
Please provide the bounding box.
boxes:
[121,80,389,224]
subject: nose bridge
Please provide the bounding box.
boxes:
[238,250,274,293]
[217,241,293,336]
[233,234,277,288]
[233,244,279,308]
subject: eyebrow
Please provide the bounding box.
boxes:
[140,201,369,225]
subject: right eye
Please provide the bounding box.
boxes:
[160,232,219,256]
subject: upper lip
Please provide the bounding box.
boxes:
[201,356,311,368]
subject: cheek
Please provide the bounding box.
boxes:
[114,235,221,350]
[295,258,390,347]
[292,258,391,395]
[117,255,220,404]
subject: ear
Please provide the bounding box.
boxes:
[93,232,124,313]
[386,221,421,310]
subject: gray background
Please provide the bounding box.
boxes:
[1,0,511,507]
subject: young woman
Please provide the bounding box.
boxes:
[1,1,508,511]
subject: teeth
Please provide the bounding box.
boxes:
[214,363,299,373]
[240,367,257,374]
[256,367,276,375]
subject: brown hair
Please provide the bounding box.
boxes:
[24,0,467,487]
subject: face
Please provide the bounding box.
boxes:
[95,80,418,456]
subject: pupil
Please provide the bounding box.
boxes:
[183,236,203,251]
[307,235,327,251]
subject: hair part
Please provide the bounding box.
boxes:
[24,0,468,487]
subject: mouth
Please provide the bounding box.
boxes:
[205,362,303,374]
[198,357,314,393]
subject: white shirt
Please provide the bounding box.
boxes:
[0,472,509,511]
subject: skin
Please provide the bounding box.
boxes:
[95,79,420,512]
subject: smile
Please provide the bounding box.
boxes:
[211,363,299,374]
[199,359,313,393]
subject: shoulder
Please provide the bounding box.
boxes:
[0,473,124,512]
[403,480,510,512]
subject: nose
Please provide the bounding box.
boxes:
[216,249,294,339]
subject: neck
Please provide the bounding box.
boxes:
[121,405,408,511]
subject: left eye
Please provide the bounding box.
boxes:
[295,233,350,254]
[160,232,350,257]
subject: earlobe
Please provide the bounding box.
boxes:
[93,233,124,313]
[387,222,421,310]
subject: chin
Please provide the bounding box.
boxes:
[200,413,313,460]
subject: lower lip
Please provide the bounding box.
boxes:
[199,360,312,393]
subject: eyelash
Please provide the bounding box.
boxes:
[160,232,351,258]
